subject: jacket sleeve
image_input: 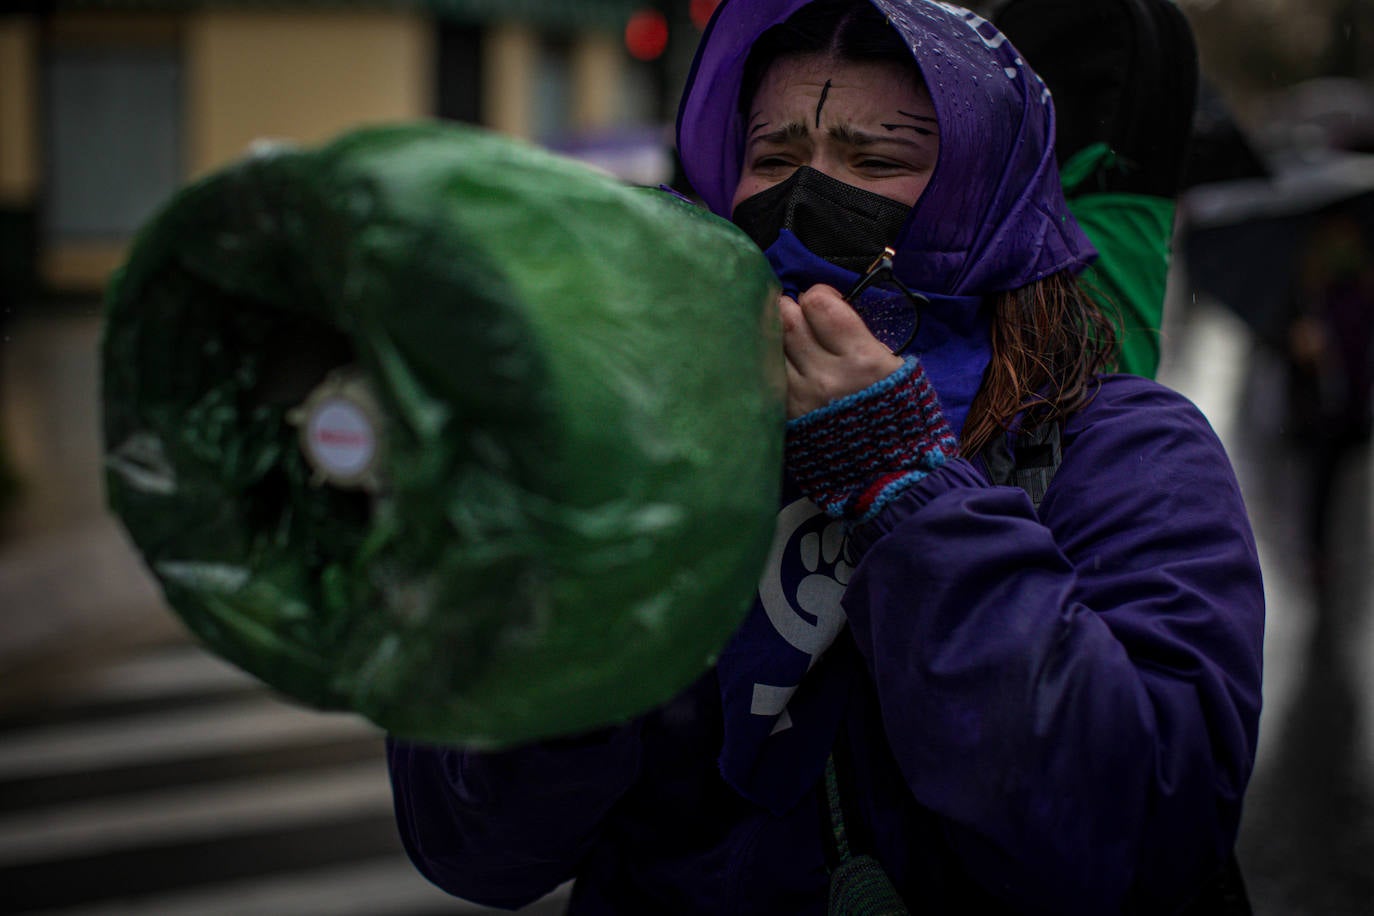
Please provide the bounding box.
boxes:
[841,379,1264,914]
[386,724,643,909]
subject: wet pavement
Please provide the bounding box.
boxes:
[1158,293,1374,915]
[0,283,1371,912]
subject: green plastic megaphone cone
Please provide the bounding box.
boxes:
[102,122,784,748]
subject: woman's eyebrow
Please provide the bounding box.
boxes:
[747,121,811,144]
[883,110,939,136]
[829,125,922,147]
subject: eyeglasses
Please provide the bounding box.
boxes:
[843,246,926,354]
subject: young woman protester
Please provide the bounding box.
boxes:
[387,2,1264,913]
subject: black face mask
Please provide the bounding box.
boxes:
[731,166,912,273]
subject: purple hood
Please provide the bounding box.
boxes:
[676,0,1097,298]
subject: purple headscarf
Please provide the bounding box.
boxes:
[676,0,1096,298]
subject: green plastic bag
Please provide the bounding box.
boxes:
[102,122,784,747]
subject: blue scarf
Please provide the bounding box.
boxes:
[715,231,988,814]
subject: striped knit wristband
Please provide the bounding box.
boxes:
[785,357,958,521]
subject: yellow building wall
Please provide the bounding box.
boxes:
[34,10,629,292]
[0,18,39,207]
[483,23,537,140]
[185,10,434,177]
[483,25,627,141]
[571,31,623,133]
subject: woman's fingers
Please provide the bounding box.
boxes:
[783,359,808,419]
[778,294,815,366]
[780,286,865,362]
[795,285,864,355]
[779,285,905,418]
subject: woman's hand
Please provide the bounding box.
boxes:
[780,284,956,521]
[780,284,905,419]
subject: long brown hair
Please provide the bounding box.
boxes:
[960,272,1120,458]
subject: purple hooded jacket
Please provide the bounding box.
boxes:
[387,2,1264,913]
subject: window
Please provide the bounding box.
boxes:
[43,45,181,241]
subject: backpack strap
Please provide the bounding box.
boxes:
[822,715,876,869]
[979,420,1063,510]
[822,721,911,915]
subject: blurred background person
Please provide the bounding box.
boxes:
[1286,202,1374,584]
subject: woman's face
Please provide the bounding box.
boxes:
[732,52,940,213]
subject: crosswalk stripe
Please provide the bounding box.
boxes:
[46,643,258,704]
[0,694,380,780]
[0,644,262,734]
[37,860,573,916]
[0,759,392,865]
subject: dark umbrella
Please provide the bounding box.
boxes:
[1183,79,1272,190]
[1182,153,1374,347]
[1266,77,1374,155]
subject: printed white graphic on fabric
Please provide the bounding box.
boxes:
[929,4,1046,98]
[752,498,853,734]
[935,3,1008,50]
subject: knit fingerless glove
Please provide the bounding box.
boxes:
[786,357,958,522]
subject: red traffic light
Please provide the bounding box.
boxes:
[625,9,670,62]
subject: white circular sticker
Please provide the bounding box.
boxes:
[304,397,377,481]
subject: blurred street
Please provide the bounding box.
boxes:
[0,272,1371,913]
